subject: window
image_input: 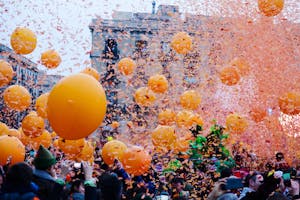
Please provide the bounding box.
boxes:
[102,38,119,60]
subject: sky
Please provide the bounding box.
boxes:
[0,0,299,75]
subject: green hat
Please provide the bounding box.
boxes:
[33,145,56,170]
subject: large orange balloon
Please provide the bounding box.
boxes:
[0,135,25,166]
[41,50,61,69]
[120,146,151,176]
[117,58,136,75]
[220,67,240,86]
[101,140,127,165]
[3,85,31,111]
[134,87,156,107]
[278,92,300,115]
[10,27,37,55]
[0,60,14,87]
[58,138,85,156]
[170,32,192,55]
[226,113,248,133]
[0,122,9,136]
[81,67,100,81]
[47,74,107,140]
[21,111,45,138]
[158,109,176,125]
[152,125,177,151]
[258,0,284,17]
[35,93,49,119]
[29,130,52,150]
[180,90,201,110]
[148,74,168,93]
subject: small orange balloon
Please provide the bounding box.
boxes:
[180,90,201,110]
[118,58,136,75]
[35,93,49,119]
[134,87,156,107]
[78,141,94,161]
[220,67,240,86]
[81,67,100,81]
[111,121,119,129]
[158,109,176,125]
[0,60,14,87]
[170,32,192,55]
[226,113,248,133]
[0,135,25,166]
[148,74,168,93]
[120,146,151,176]
[278,92,300,115]
[47,74,107,140]
[41,50,61,69]
[101,140,127,165]
[229,57,250,76]
[189,113,204,127]
[53,139,59,148]
[19,128,30,146]
[3,85,31,111]
[176,110,193,128]
[0,122,9,136]
[7,129,21,138]
[152,125,177,151]
[21,111,45,138]
[10,27,37,55]
[30,130,51,150]
[258,0,284,17]
[250,107,267,122]
[173,138,190,153]
[58,138,85,156]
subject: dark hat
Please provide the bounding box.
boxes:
[33,145,56,170]
[225,177,243,190]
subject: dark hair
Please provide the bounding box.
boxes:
[244,171,261,187]
[276,152,284,160]
[98,173,122,200]
[171,177,185,185]
[220,167,232,178]
[70,179,83,194]
[5,162,33,187]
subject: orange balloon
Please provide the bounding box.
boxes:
[0,60,14,87]
[81,67,100,81]
[148,74,168,93]
[176,110,193,128]
[118,58,136,75]
[220,67,240,86]
[189,113,204,127]
[101,140,127,165]
[226,113,248,133]
[21,111,45,138]
[180,90,201,110]
[58,138,85,156]
[41,50,61,69]
[134,87,156,107]
[258,0,284,17]
[158,109,176,125]
[0,122,9,136]
[51,131,57,138]
[170,32,192,54]
[3,85,31,111]
[111,121,119,129]
[152,125,177,151]
[53,139,59,148]
[250,106,267,122]
[78,141,94,161]
[229,57,250,77]
[278,92,300,115]
[10,27,37,54]
[173,138,190,153]
[35,93,49,119]
[7,129,21,138]
[19,128,30,146]
[30,130,51,150]
[0,135,25,165]
[47,74,107,140]
[120,146,151,176]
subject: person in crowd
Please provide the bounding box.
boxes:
[170,177,189,200]
[0,162,39,200]
[239,171,264,199]
[32,145,65,200]
[68,179,84,200]
[275,152,290,172]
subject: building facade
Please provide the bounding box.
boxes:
[89,4,213,127]
[0,44,40,128]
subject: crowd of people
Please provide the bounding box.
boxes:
[0,142,300,200]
